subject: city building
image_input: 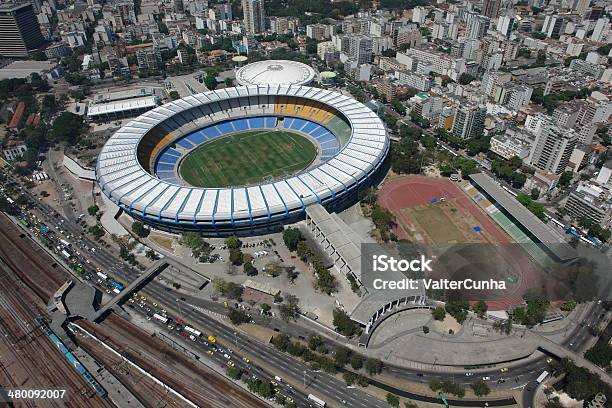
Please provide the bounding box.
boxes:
[569,59,604,78]
[242,0,265,34]
[541,14,565,39]
[490,133,532,160]
[451,103,487,139]
[2,139,27,161]
[0,3,45,57]
[467,15,490,39]
[564,182,611,225]
[136,47,163,71]
[396,70,433,91]
[44,42,71,59]
[348,35,373,64]
[494,83,533,110]
[483,0,501,19]
[306,23,333,41]
[317,41,336,61]
[528,121,578,174]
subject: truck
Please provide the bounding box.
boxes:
[39,223,49,234]
[207,335,217,343]
[61,250,72,259]
[110,280,125,291]
[536,371,549,384]
[152,313,169,324]
[184,326,202,337]
[308,394,326,407]
[112,288,121,294]
[274,376,282,383]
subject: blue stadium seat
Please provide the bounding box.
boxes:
[302,122,319,134]
[232,119,249,131]
[310,127,328,138]
[289,118,307,131]
[320,139,339,148]
[202,126,221,138]
[176,139,194,149]
[317,133,336,144]
[159,153,180,164]
[155,163,175,172]
[249,117,265,128]
[166,148,181,156]
[157,171,177,179]
[184,132,207,145]
[265,117,277,128]
[216,122,234,134]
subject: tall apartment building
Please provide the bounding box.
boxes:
[573,0,590,15]
[242,0,265,34]
[348,35,373,64]
[467,15,491,39]
[451,103,487,139]
[412,6,426,24]
[0,3,45,57]
[590,17,609,42]
[541,14,565,39]
[307,23,333,41]
[482,0,501,19]
[528,121,578,174]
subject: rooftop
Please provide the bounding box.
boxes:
[469,173,576,261]
[235,60,316,87]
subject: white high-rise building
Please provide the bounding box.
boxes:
[348,35,373,64]
[412,6,426,24]
[468,15,490,39]
[590,17,609,42]
[242,0,265,34]
[528,121,578,174]
[451,103,487,139]
[496,14,515,39]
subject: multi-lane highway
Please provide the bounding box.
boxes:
[3,174,610,408]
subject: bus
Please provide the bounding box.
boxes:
[60,239,71,247]
[184,326,202,337]
[308,394,326,407]
[153,313,169,324]
[536,371,549,384]
[61,250,72,259]
[110,280,125,291]
[97,272,108,281]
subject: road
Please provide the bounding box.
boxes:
[3,173,610,408]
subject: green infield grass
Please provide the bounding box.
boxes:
[179,130,317,187]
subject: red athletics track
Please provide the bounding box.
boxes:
[378,176,511,244]
[377,176,545,309]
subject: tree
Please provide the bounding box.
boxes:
[343,371,357,386]
[50,112,85,144]
[432,306,446,321]
[386,393,400,407]
[471,380,490,396]
[229,247,244,265]
[87,205,99,216]
[472,301,488,318]
[228,309,251,325]
[458,73,475,85]
[445,300,470,324]
[169,91,180,100]
[365,358,383,375]
[244,261,258,276]
[584,343,612,369]
[260,303,271,313]
[132,221,150,238]
[296,240,312,261]
[391,99,406,115]
[332,308,359,336]
[422,325,430,334]
[278,294,299,320]
[334,346,352,367]
[350,354,364,370]
[282,227,303,251]
[559,171,573,187]
[530,188,540,200]
[225,236,242,249]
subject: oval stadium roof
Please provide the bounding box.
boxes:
[235,60,316,87]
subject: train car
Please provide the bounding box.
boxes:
[308,394,326,407]
[153,313,169,324]
[184,325,202,337]
[110,280,125,291]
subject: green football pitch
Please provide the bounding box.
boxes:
[179,130,317,187]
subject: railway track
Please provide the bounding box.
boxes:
[0,262,113,408]
[79,316,270,408]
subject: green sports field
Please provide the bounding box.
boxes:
[179,130,317,187]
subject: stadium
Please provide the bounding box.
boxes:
[96,84,390,235]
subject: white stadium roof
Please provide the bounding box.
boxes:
[235,60,316,87]
[87,96,158,117]
[96,85,389,230]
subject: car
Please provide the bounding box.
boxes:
[207,350,214,355]
[223,353,230,359]
[482,376,491,381]
[243,357,250,363]
[546,358,553,364]
[465,372,474,377]
[227,361,235,367]
[500,367,508,373]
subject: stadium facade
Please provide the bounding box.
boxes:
[96,85,390,235]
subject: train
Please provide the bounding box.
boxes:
[35,317,107,398]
